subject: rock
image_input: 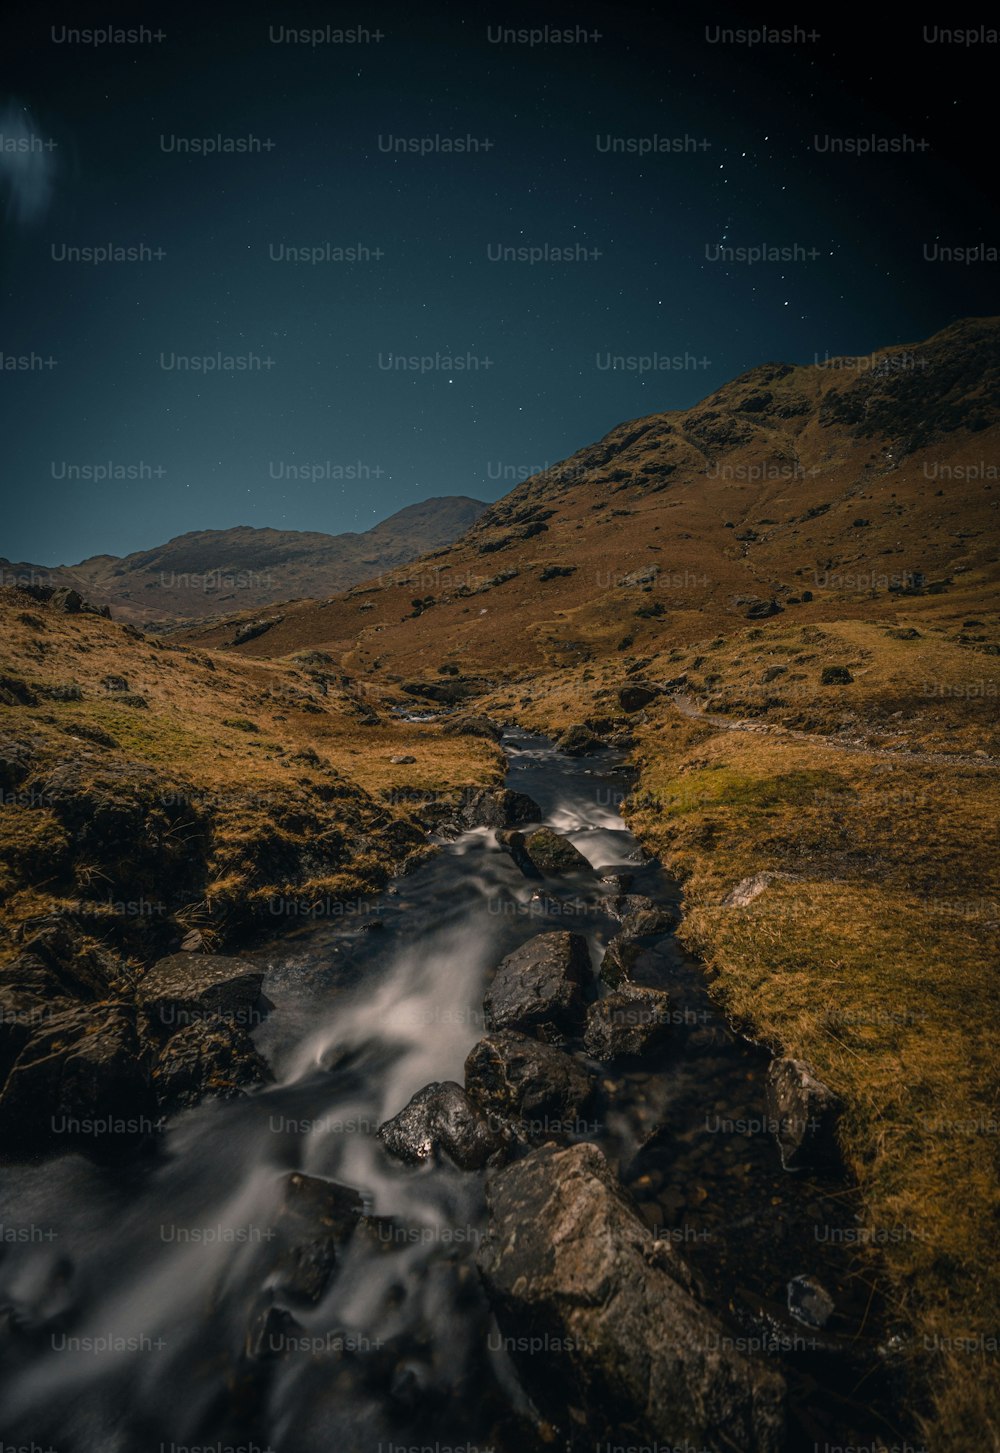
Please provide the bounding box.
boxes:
[377,1081,504,1170]
[521,828,591,875]
[234,615,283,646]
[400,677,489,704]
[484,931,593,1039]
[787,1274,835,1329]
[721,873,795,909]
[49,587,83,613]
[390,754,416,764]
[0,674,37,706]
[245,1303,302,1362]
[477,1143,785,1450]
[556,724,604,756]
[152,1019,271,1110]
[136,953,266,1030]
[453,787,541,830]
[766,1057,842,1172]
[464,1031,595,1142]
[597,869,633,893]
[441,715,503,742]
[599,934,643,987]
[101,675,129,692]
[611,894,680,938]
[598,895,674,988]
[584,986,671,1061]
[272,1172,364,1303]
[618,682,660,713]
[821,665,853,685]
[740,597,783,620]
[0,1003,158,1151]
[494,829,540,878]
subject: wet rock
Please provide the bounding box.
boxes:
[465,1031,595,1142]
[245,1303,303,1361]
[377,1081,505,1171]
[484,931,592,1039]
[478,1142,785,1451]
[273,1172,365,1303]
[556,723,604,756]
[152,1018,271,1110]
[0,1003,157,1151]
[618,682,660,713]
[584,985,671,1061]
[136,953,266,1029]
[453,786,541,830]
[611,894,680,938]
[495,829,540,878]
[599,934,643,987]
[766,1057,842,1172]
[521,828,591,875]
[787,1274,835,1329]
[599,897,678,988]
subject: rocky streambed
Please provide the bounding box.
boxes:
[0,731,907,1451]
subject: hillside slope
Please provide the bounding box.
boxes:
[177,316,999,674]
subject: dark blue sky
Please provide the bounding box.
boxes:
[2,3,998,564]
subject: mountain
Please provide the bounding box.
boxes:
[0,495,489,626]
[177,315,1000,668]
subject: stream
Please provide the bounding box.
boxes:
[0,732,902,1451]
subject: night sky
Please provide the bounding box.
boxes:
[2,2,999,564]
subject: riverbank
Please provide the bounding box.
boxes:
[477,615,1000,1452]
[0,585,503,1144]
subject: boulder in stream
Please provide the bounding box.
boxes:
[272,1171,365,1303]
[521,828,591,875]
[377,1080,506,1170]
[464,1030,596,1142]
[766,1057,842,1172]
[477,1141,786,1451]
[484,931,592,1040]
[452,786,541,831]
[152,1018,271,1110]
[584,985,671,1061]
[136,952,267,1028]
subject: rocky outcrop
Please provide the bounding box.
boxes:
[478,1142,785,1451]
[483,932,593,1040]
[377,1080,505,1170]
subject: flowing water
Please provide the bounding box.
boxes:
[0,732,904,1451]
